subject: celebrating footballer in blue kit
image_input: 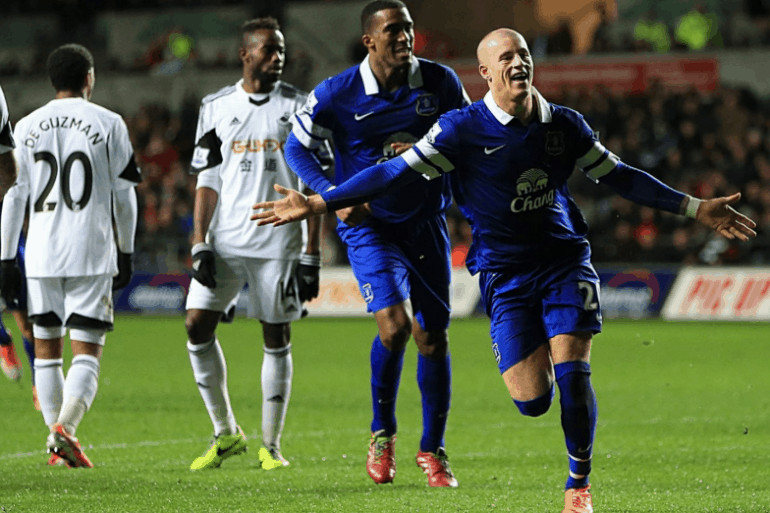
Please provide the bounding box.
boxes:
[253,28,757,512]
[285,0,469,488]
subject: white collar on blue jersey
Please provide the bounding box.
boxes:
[237,78,277,102]
[483,88,552,125]
[359,54,423,95]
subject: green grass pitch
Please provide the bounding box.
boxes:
[0,315,768,512]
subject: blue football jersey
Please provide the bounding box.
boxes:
[292,55,468,223]
[402,90,619,274]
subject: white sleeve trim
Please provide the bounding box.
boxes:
[291,112,333,150]
[113,188,138,253]
[195,168,222,193]
[401,140,454,180]
[0,184,27,260]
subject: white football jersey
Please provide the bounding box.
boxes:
[0,85,14,154]
[191,79,313,259]
[11,98,140,277]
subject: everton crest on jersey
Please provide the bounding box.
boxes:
[291,55,469,224]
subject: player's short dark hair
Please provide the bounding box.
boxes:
[240,17,281,47]
[361,0,407,34]
[47,44,94,93]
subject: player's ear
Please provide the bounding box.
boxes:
[362,33,374,51]
[478,64,490,82]
[238,46,248,63]
[84,68,95,99]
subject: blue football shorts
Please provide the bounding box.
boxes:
[340,213,451,331]
[479,247,602,374]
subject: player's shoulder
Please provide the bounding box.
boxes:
[549,102,583,124]
[417,57,462,86]
[87,101,125,123]
[443,99,483,124]
[201,83,239,106]
[274,81,308,106]
[318,63,361,96]
[416,57,457,76]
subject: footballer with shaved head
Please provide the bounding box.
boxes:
[253,28,756,511]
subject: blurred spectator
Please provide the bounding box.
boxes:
[547,19,574,55]
[113,82,770,271]
[633,10,671,53]
[590,2,614,52]
[674,3,723,50]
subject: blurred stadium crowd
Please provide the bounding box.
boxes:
[121,79,770,274]
[3,0,769,273]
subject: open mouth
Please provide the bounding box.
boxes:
[511,71,529,82]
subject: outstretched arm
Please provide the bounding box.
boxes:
[251,155,419,226]
[599,162,757,241]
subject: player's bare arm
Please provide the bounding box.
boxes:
[683,192,757,241]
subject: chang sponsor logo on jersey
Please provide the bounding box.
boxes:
[231,139,284,153]
[511,168,554,213]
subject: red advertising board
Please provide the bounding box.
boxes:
[662,267,770,320]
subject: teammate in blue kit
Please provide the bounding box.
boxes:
[254,28,757,512]
[285,0,469,487]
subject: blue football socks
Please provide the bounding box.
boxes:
[417,352,451,453]
[370,336,404,436]
[555,360,597,490]
[23,337,35,384]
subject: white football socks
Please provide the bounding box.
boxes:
[59,354,100,435]
[261,344,293,450]
[34,358,64,427]
[187,337,237,436]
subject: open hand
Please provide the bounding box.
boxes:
[251,184,322,226]
[695,192,757,241]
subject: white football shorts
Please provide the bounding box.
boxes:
[186,256,302,324]
[26,274,113,328]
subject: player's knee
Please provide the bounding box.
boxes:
[379,322,412,350]
[185,314,214,344]
[415,330,449,359]
[513,385,555,417]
